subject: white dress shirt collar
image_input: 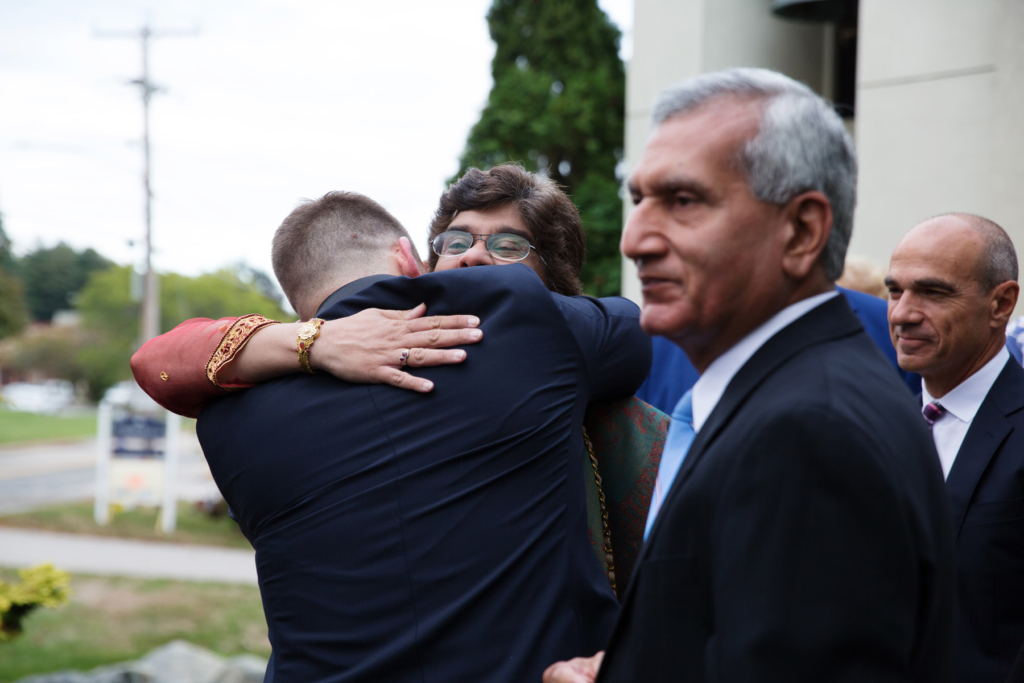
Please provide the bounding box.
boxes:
[921,346,1009,479]
[921,346,1009,425]
[691,290,840,433]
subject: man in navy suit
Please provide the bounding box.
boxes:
[197,192,651,682]
[636,286,919,414]
[1011,646,1024,683]
[887,213,1024,683]
[545,67,953,683]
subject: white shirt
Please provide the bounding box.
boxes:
[692,290,840,433]
[921,346,1010,479]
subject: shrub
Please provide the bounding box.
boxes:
[0,564,71,641]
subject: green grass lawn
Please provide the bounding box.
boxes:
[0,409,97,445]
[0,409,196,446]
[0,571,269,682]
[0,501,252,550]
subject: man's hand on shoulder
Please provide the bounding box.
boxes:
[311,304,483,392]
[542,652,604,683]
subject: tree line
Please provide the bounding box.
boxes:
[0,216,290,400]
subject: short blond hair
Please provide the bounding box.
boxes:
[837,255,887,299]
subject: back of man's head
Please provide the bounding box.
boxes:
[652,67,857,282]
[272,191,417,318]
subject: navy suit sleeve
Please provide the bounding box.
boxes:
[551,294,652,402]
[1008,639,1024,683]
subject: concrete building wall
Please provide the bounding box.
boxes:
[853,0,1024,297]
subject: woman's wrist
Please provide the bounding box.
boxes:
[220,322,306,384]
[216,305,483,391]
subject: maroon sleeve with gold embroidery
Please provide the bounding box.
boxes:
[130,314,279,418]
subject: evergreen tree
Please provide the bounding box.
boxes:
[455,0,625,296]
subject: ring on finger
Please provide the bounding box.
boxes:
[399,349,410,366]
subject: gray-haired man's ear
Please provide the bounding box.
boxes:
[398,236,425,278]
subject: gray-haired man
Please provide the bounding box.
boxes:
[544,68,955,682]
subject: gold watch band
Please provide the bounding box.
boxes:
[296,318,325,374]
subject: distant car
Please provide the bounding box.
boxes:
[102,381,135,406]
[103,380,160,412]
[1,380,75,414]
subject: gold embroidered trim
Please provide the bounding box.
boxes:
[205,314,280,388]
[584,426,616,595]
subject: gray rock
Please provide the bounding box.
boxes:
[15,641,268,683]
[215,655,267,683]
[134,640,228,683]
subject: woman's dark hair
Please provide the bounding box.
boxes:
[428,164,585,296]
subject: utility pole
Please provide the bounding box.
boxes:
[96,25,198,344]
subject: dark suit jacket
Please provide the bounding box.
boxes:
[197,265,651,683]
[1008,642,1024,683]
[946,358,1024,683]
[635,287,919,414]
[598,295,956,682]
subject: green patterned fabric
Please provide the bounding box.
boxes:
[582,396,669,599]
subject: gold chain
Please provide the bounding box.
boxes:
[583,426,616,594]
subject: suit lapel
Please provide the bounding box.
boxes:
[637,296,864,559]
[674,297,861,493]
[605,296,865,657]
[945,359,1024,538]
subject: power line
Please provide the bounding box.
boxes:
[95,25,199,344]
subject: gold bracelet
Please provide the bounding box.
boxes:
[296,318,325,374]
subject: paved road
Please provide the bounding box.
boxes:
[0,433,257,585]
[0,527,258,584]
[0,431,222,514]
[0,439,96,514]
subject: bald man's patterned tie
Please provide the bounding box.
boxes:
[644,389,694,540]
[923,401,946,429]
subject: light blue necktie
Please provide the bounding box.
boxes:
[644,389,695,540]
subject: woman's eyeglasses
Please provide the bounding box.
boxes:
[432,231,546,264]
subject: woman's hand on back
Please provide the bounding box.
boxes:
[310,303,482,392]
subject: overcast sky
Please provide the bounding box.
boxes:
[0,0,633,282]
